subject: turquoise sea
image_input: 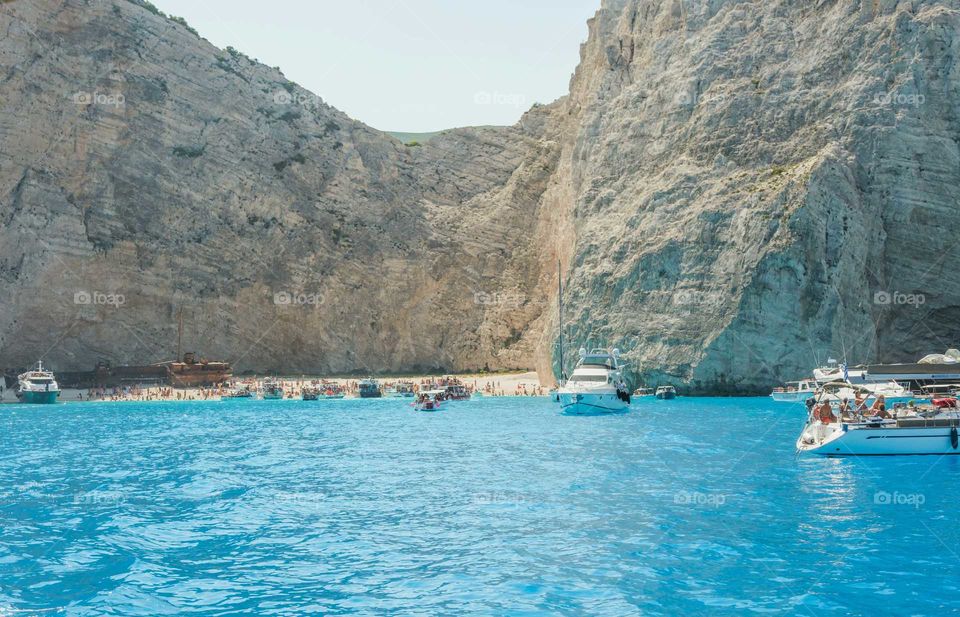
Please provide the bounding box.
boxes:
[1,396,959,615]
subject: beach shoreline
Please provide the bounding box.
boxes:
[0,372,547,404]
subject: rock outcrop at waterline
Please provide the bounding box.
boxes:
[2,0,959,392]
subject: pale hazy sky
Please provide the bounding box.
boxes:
[153,0,599,133]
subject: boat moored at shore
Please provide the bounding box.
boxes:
[384,381,416,397]
[319,381,346,399]
[261,379,284,400]
[16,361,61,404]
[222,384,255,399]
[358,379,382,398]
[655,385,677,400]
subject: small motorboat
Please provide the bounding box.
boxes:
[770,379,817,403]
[15,361,60,404]
[222,384,255,399]
[319,381,345,399]
[632,387,654,397]
[655,385,677,400]
[414,389,446,412]
[383,381,415,398]
[301,387,319,401]
[797,381,960,456]
[444,384,471,401]
[261,379,284,400]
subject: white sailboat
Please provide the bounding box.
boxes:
[557,348,631,415]
[796,382,960,456]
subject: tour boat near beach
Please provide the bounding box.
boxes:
[16,361,60,404]
[261,379,284,400]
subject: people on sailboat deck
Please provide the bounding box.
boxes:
[870,395,890,419]
[854,392,868,414]
[817,400,837,424]
[839,398,854,421]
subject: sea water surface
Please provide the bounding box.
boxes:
[1,396,959,616]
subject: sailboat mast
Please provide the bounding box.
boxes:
[176,307,183,361]
[558,260,564,383]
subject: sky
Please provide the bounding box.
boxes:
[153,0,599,133]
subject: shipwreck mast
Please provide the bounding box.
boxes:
[558,260,566,385]
[176,307,183,361]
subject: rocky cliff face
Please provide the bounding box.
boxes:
[2,0,959,392]
[533,0,960,392]
[0,0,551,374]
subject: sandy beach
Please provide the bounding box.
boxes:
[0,372,547,404]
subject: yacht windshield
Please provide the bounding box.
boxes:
[580,356,614,369]
[572,374,608,383]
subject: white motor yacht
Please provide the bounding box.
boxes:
[556,348,631,415]
[770,379,818,402]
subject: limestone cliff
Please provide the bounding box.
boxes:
[3,0,959,393]
[534,0,960,393]
[0,0,548,374]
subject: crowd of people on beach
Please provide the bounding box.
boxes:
[52,375,545,402]
[72,385,224,402]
